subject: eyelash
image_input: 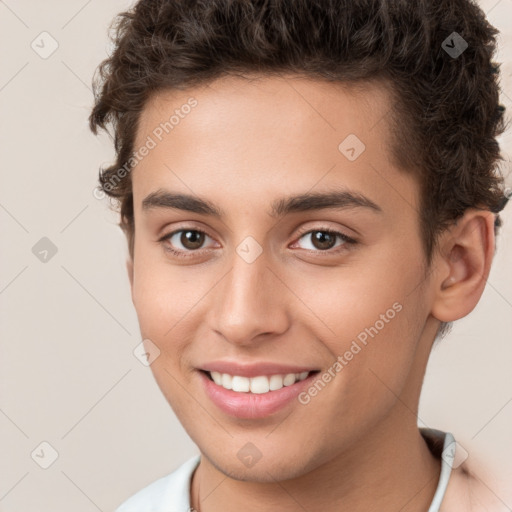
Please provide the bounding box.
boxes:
[157,225,358,259]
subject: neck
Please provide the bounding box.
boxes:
[190,413,441,512]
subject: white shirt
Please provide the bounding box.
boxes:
[115,428,455,512]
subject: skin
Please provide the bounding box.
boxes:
[126,74,495,511]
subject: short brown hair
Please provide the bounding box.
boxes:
[89,0,508,301]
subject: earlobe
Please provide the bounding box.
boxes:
[431,210,495,322]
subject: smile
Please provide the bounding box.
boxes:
[198,369,321,419]
[206,370,311,394]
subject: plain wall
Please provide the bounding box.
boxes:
[1,1,511,510]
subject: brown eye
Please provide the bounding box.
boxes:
[179,230,205,250]
[293,227,357,254]
[159,228,215,256]
[309,231,338,250]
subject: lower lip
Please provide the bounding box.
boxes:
[198,370,318,419]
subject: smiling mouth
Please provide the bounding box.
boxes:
[200,369,321,394]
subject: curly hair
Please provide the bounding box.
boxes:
[89,0,508,338]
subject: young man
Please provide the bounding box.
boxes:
[89,0,510,510]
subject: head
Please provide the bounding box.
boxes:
[90,0,507,481]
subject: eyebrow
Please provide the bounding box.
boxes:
[141,188,382,218]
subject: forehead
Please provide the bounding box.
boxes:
[132,74,418,218]
[136,73,393,149]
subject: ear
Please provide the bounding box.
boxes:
[431,209,496,322]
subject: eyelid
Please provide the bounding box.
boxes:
[158,225,217,247]
[294,222,356,238]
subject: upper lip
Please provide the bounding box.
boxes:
[199,360,321,378]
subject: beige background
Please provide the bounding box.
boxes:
[1,1,511,510]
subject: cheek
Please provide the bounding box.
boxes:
[288,254,427,394]
[287,250,423,340]
[132,258,207,337]
[131,263,203,416]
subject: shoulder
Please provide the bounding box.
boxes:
[420,428,510,512]
[115,455,200,512]
[440,449,511,511]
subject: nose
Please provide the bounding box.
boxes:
[209,248,290,346]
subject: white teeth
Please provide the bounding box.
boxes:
[283,373,296,386]
[250,376,270,394]
[211,371,222,385]
[269,374,284,391]
[221,373,232,390]
[232,376,250,392]
[207,371,311,394]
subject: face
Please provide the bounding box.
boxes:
[129,74,437,482]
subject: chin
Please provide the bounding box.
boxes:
[199,443,320,483]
